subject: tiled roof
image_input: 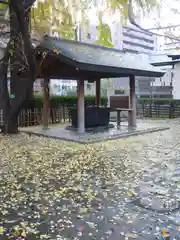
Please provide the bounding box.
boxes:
[36,36,165,78]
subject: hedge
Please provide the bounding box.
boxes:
[26,95,108,108]
[25,95,180,108]
[138,98,180,105]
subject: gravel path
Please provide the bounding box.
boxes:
[0,119,180,239]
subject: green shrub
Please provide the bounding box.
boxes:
[139,98,180,106]
[26,95,108,108]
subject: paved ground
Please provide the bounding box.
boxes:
[0,119,180,239]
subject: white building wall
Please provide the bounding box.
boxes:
[80,24,98,43]
[50,80,77,96]
[112,77,129,95]
[111,22,123,50]
[172,63,180,99]
[106,77,129,106]
[152,68,172,87]
[148,54,172,88]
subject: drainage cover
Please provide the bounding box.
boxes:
[132,195,180,213]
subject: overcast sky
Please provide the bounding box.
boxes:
[141,0,180,29]
[88,0,180,29]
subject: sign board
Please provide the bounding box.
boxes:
[114,88,125,95]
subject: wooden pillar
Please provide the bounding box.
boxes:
[128,75,136,127]
[77,80,85,133]
[96,79,101,106]
[43,78,50,130]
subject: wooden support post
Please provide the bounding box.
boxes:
[43,78,50,130]
[117,110,121,128]
[128,75,136,127]
[96,79,101,106]
[77,80,85,133]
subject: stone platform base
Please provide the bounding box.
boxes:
[65,124,114,133]
[20,120,170,144]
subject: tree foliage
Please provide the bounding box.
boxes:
[95,23,114,47]
[31,0,76,39]
[0,0,158,43]
[30,0,158,43]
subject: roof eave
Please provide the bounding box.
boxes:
[72,61,165,78]
[151,60,180,67]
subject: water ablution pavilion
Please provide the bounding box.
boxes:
[22,36,169,143]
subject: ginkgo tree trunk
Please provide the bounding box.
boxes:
[0,0,36,133]
[9,5,33,131]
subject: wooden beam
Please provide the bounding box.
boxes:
[96,79,101,106]
[77,80,85,133]
[128,75,136,127]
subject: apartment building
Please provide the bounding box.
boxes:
[122,26,158,54]
[80,23,157,54]
[161,41,180,54]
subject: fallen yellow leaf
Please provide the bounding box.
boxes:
[0,226,5,234]
[125,233,138,239]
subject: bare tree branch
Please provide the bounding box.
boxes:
[128,0,180,42]
[148,24,180,30]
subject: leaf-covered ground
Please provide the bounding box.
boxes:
[0,119,180,239]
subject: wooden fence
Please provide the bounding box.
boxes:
[137,103,180,118]
[0,106,71,127]
[1,104,180,128]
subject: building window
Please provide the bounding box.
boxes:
[123,26,153,37]
[123,32,154,44]
[123,48,138,54]
[123,40,154,51]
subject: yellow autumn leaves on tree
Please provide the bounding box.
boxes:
[31,0,76,39]
[0,0,158,46]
